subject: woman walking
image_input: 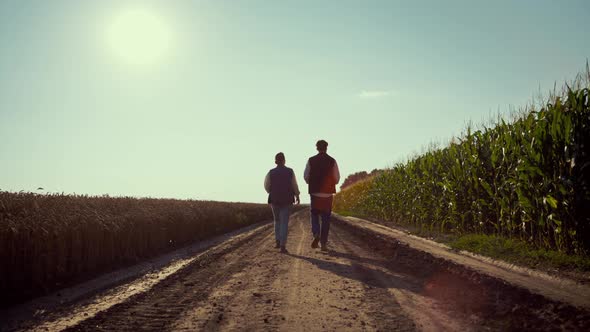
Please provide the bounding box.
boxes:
[264,152,300,253]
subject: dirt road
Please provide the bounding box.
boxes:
[5,210,590,331]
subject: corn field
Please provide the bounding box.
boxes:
[335,72,590,256]
[0,192,271,307]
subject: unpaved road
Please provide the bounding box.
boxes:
[4,210,590,331]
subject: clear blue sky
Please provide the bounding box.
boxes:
[1,0,589,203]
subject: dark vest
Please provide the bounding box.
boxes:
[308,153,336,194]
[268,166,295,205]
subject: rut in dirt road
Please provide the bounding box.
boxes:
[65,211,589,331]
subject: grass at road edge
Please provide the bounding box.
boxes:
[448,234,590,272]
[336,212,590,274]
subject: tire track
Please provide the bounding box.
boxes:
[65,225,273,331]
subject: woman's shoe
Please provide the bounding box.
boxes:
[311,236,320,248]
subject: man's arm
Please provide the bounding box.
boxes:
[292,171,301,204]
[264,172,271,193]
[333,161,341,184]
[303,160,311,184]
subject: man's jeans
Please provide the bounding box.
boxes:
[310,196,333,245]
[271,204,291,246]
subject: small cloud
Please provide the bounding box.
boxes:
[358,90,395,99]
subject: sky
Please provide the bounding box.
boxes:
[1,0,589,203]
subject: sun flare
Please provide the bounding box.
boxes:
[106,8,172,65]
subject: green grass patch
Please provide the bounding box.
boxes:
[334,210,356,217]
[449,234,590,272]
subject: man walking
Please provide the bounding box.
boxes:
[264,152,300,253]
[304,140,340,252]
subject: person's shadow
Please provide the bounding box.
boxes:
[287,251,421,293]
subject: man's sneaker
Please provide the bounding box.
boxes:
[320,243,328,252]
[280,246,289,253]
[274,240,280,248]
[311,235,320,249]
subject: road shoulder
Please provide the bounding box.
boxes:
[334,213,590,309]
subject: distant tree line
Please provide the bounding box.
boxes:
[340,169,382,190]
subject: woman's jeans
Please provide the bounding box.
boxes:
[271,204,291,246]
